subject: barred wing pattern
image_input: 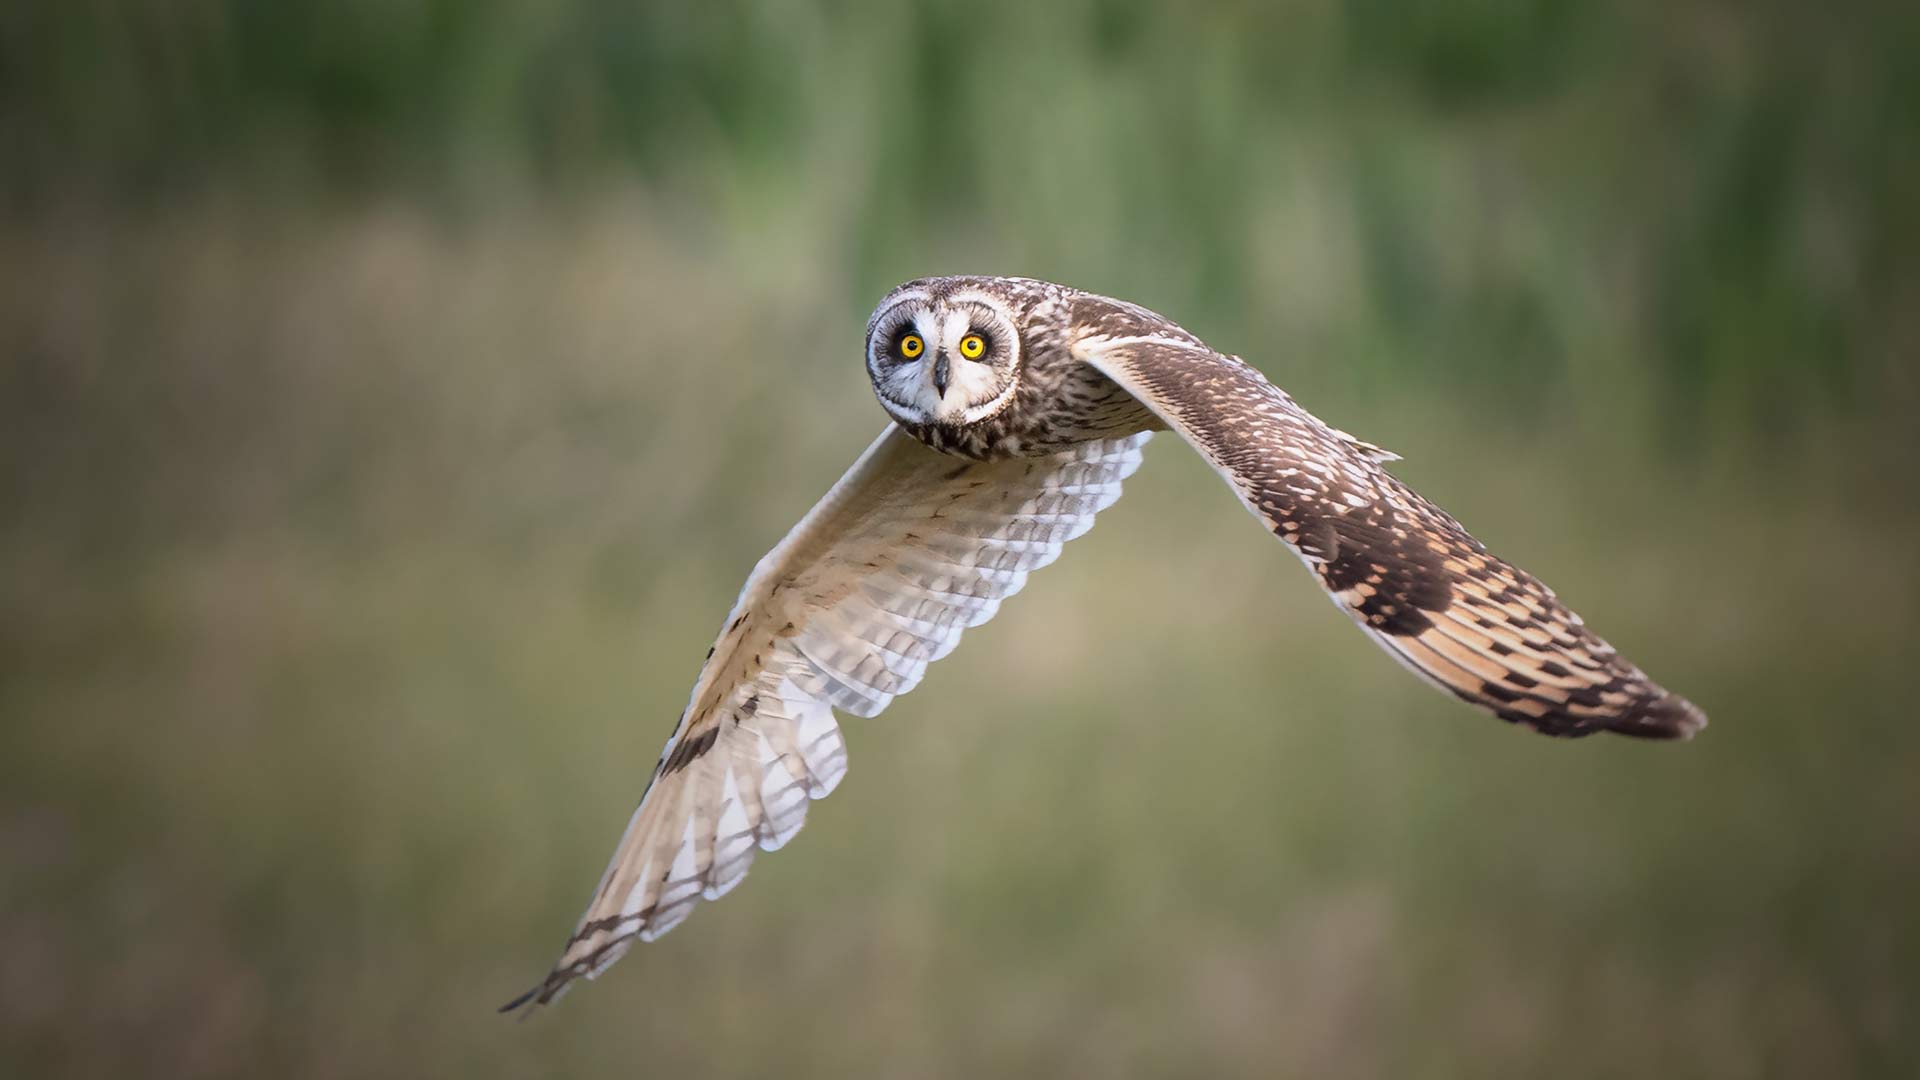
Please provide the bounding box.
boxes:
[504,425,1150,1010]
[1077,335,1705,740]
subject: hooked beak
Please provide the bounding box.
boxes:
[931,352,951,398]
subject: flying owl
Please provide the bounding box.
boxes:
[503,276,1705,1012]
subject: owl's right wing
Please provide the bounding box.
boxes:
[1076,332,1705,741]
[504,424,1148,1011]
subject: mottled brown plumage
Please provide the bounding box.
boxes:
[1076,333,1703,738]
[505,276,1703,1013]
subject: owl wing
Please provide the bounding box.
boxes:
[503,424,1150,1011]
[1076,333,1705,740]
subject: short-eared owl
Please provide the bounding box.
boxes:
[504,276,1705,1011]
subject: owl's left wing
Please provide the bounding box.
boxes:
[1076,333,1705,740]
[503,424,1148,1011]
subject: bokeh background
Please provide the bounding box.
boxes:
[4,2,1918,1076]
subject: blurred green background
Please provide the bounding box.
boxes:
[4,1,1917,1076]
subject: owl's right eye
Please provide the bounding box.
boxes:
[897,333,925,359]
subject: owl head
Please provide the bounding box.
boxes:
[865,278,1026,428]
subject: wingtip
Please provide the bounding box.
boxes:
[1610,693,1708,741]
[497,983,543,1017]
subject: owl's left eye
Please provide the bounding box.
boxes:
[898,333,925,359]
[959,334,987,360]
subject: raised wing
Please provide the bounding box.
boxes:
[1076,333,1705,741]
[504,425,1149,1010]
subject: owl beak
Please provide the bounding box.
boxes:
[931,352,951,398]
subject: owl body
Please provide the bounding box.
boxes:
[505,273,1705,1013]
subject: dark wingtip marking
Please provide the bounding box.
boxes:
[1609,693,1709,741]
[1479,680,1524,704]
[498,984,541,1015]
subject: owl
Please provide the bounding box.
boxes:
[502,276,1705,1012]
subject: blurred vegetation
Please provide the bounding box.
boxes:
[3,1,1917,1078]
[8,0,1918,433]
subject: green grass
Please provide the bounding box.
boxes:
[2,198,1916,1077]
[2,1,1918,1073]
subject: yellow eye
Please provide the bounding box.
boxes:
[959,334,986,360]
[899,333,924,359]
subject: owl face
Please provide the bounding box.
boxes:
[865,283,1023,428]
